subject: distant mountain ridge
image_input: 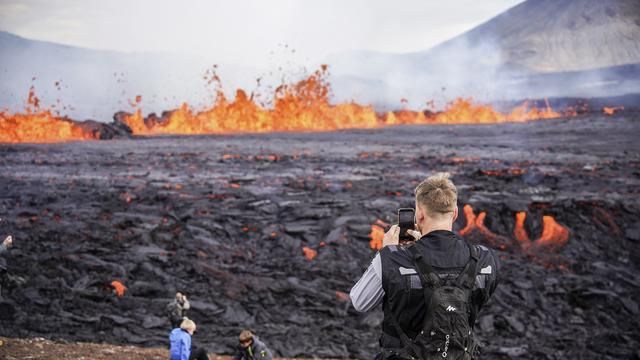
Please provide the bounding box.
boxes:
[419,0,640,73]
[329,0,640,107]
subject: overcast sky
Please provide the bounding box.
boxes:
[0,0,524,66]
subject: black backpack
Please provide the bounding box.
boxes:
[383,243,480,360]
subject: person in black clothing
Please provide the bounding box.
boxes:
[166,292,191,329]
[0,235,13,299]
[350,173,499,359]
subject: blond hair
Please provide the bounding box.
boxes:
[180,318,196,332]
[414,172,457,216]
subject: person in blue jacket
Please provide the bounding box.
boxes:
[169,318,208,360]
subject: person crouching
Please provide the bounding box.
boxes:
[234,330,273,360]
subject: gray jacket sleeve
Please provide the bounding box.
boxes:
[473,245,500,306]
[253,339,273,360]
[350,253,384,312]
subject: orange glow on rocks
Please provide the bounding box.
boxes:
[110,280,127,297]
[302,246,318,261]
[512,212,569,252]
[458,205,503,245]
[603,106,623,115]
[514,211,531,246]
[460,205,569,254]
[533,216,570,252]
[369,222,385,250]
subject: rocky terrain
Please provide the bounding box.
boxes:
[0,114,639,359]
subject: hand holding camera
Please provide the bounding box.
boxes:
[381,209,422,248]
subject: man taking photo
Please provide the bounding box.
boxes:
[350,173,500,360]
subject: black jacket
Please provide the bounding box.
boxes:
[0,243,8,271]
[379,230,500,349]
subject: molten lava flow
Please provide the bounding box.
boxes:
[369,222,386,250]
[122,67,575,136]
[458,205,478,236]
[513,212,569,252]
[0,87,99,143]
[124,92,572,136]
[110,280,127,297]
[302,246,318,261]
[513,211,531,248]
[385,110,428,125]
[1,68,582,143]
[532,216,569,252]
[461,205,569,257]
[0,112,99,143]
[432,98,565,124]
[123,66,379,135]
[434,99,506,124]
[458,205,504,247]
[603,106,623,115]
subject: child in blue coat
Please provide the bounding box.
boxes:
[169,318,208,360]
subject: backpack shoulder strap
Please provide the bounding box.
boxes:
[408,244,441,288]
[455,242,479,289]
[407,243,442,334]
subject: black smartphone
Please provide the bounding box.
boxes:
[398,208,415,243]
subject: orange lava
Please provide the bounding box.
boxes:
[123,93,571,134]
[0,112,98,143]
[533,216,569,251]
[458,204,503,244]
[513,212,569,252]
[0,87,99,143]
[123,66,379,135]
[603,106,623,115]
[513,211,531,247]
[432,98,563,124]
[302,246,318,261]
[110,280,127,297]
[369,222,386,250]
[1,68,585,143]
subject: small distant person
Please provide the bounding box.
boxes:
[234,330,273,360]
[0,236,13,298]
[166,291,191,328]
[169,318,209,360]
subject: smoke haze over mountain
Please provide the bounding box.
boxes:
[1,0,639,120]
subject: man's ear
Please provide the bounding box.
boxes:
[452,207,458,223]
[415,205,425,224]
